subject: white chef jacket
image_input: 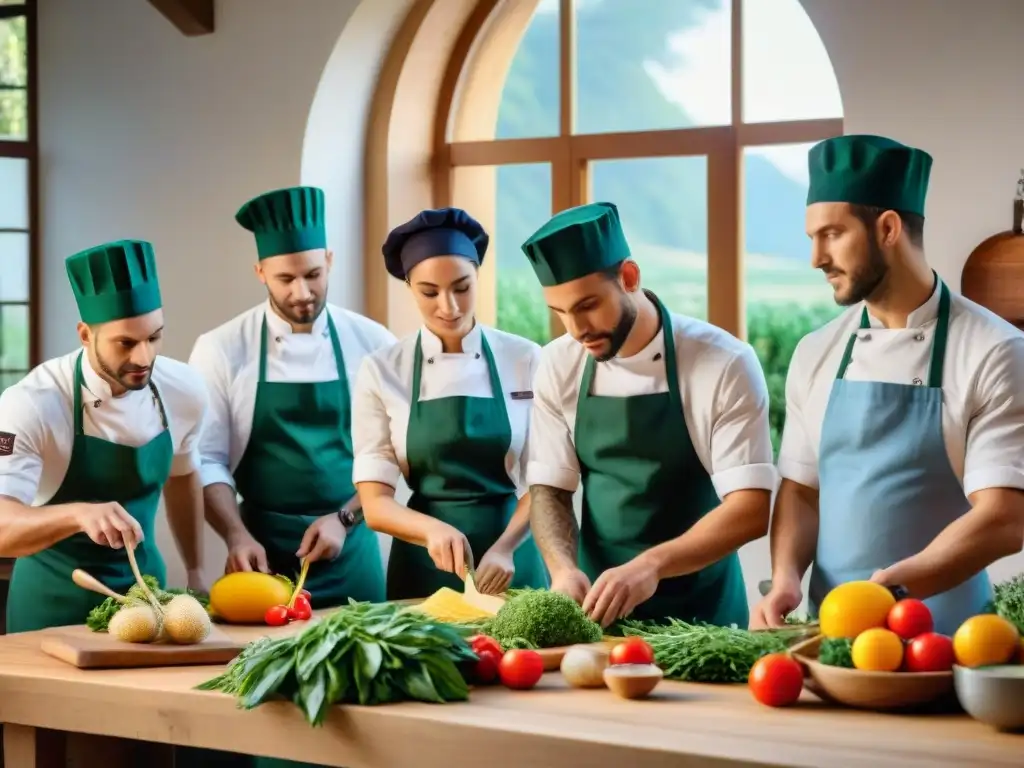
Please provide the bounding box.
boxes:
[779,283,1024,497]
[0,351,208,506]
[526,311,777,499]
[352,323,540,497]
[187,301,397,490]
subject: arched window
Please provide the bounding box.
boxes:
[432,0,844,451]
[0,0,37,395]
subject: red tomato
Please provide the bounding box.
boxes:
[264,605,289,626]
[300,589,312,601]
[470,634,503,657]
[887,599,934,640]
[498,649,544,690]
[748,653,803,707]
[288,595,312,621]
[473,649,502,685]
[609,637,655,666]
[904,632,955,672]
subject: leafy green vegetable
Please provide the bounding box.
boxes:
[989,574,1024,634]
[484,589,603,650]
[197,599,476,726]
[818,637,854,668]
[618,619,799,683]
[85,574,210,632]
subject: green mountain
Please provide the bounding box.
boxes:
[492,0,811,275]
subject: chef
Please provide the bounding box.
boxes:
[751,135,1024,636]
[352,207,548,599]
[521,202,775,628]
[0,239,208,633]
[188,185,396,609]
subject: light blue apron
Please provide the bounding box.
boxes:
[809,278,992,637]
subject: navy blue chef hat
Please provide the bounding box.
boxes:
[381,207,489,280]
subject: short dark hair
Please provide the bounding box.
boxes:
[849,204,924,248]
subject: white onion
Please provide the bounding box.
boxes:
[560,645,609,688]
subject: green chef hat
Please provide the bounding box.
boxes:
[66,239,163,325]
[807,135,933,217]
[521,202,631,287]
[235,186,327,260]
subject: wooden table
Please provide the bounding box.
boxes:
[0,619,1021,768]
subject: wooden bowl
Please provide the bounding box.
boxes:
[603,663,663,699]
[791,635,953,710]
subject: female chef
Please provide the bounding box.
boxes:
[352,207,549,598]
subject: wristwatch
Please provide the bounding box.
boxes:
[337,505,362,530]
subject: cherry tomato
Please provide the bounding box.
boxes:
[473,649,502,685]
[904,632,955,672]
[609,637,655,666]
[288,595,313,621]
[300,589,312,601]
[886,599,934,640]
[470,634,503,657]
[498,649,544,690]
[264,605,289,626]
[748,653,803,707]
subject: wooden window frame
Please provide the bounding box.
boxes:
[0,0,39,377]
[429,0,842,339]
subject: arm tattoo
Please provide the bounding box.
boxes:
[529,484,578,571]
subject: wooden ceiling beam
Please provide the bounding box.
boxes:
[147,0,214,36]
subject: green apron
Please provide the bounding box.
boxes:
[232,312,385,608]
[386,330,548,600]
[6,351,172,633]
[574,292,748,627]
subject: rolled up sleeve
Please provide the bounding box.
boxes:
[776,340,819,489]
[708,345,778,498]
[0,386,46,505]
[351,358,403,489]
[525,350,580,492]
[187,334,236,490]
[963,337,1024,496]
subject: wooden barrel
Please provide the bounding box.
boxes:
[961,199,1024,329]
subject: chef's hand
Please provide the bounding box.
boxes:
[225,530,270,574]
[475,545,514,595]
[550,567,592,605]
[424,521,472,579]
[749,577,802,630]
[583,558,659,628]
[297,513,346,563]
[72,501,144,550]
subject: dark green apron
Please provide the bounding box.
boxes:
[386,330,548,600]
[6,351,172,633]
[232,312,385,608]
[574,292,748,627]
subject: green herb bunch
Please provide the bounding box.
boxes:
[484,589,603,650]
[196,599,477,726]
[618,619,795,683]
[989,574,1024,633]
[85,574,210,631]
[818,637,854,668]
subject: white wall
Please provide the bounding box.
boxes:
[36,0,1024,600]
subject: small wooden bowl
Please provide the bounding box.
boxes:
[603,663,664,699]
[791,635,953,710]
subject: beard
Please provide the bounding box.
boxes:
[270,292,326,326]
[96,348,153,392]
[828,238,889,306]
[580,291,638,362]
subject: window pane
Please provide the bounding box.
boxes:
[452,163,553,346]
[742,0,842,124]
[591,156,708,319]
[0,232,27,301]
[0,14,27,140]
[0,302,28,369]
[495,0,559,140]
[743,142,842,453]
[575,0,730,135]
[0,157,27,228]
[0,370,25,394]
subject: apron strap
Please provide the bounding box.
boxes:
[480,331,510,427]
[72,351,168,434]
[411,331,424,418]
[578,290,680,411]
[325,313,353,455]
[835,276,951,388]
[257,314,269,383]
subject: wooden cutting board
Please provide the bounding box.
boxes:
[39,624,246,669]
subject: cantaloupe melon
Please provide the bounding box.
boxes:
[209,572,293,624]
[109,605,160,643]
[163,594,212,643]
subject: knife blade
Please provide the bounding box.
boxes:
[462,566,506,616]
